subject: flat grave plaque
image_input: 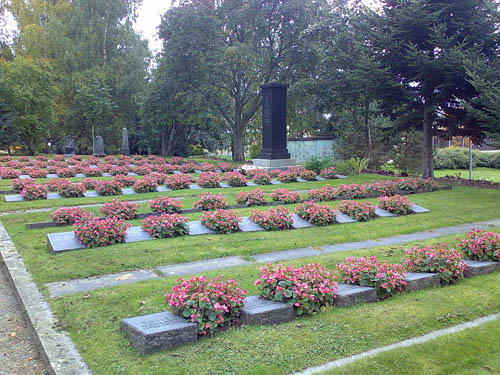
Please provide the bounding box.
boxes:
[124,227,153,243]
[128,172,138,176]
[239,217,265,232]
[83,191,99,198]
[47,231,86,253]
[336,174,348,179]
[122,188,137,195]
[75,173,86,178]
[335,211,357,224]
[47,174,58,178]
[19,174,31,179]
[291,214,314,229]
[188,184,202,190]
[335,283,377,307]
[246,181,258,186]
[315,176,326,181]
[241,295,295,325]
[404,272,440,292]
[296,177,307,183]
[188,221,215,235]
[157,186,172,192]
[47,193,63,200]
[270,180,283,185]
[411,204,431,213]
[463,259,500,277]
[102,173,112,177]
[194,170,202,174]
[374,207,396,217]
[4,195,24,202]
[173,171,181,174]
[121,311,197,353]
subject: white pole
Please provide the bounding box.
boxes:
[469,138,473,180]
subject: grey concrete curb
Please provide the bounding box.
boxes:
[0,220,91,375]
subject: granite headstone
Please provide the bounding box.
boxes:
[63,135,75,156]
[93,136,105,156]
[121,127,130,156]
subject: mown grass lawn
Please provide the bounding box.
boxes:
[434,167,500,182]
[48,231,500,375]
[2,185,500,285]
[322,319,500,375]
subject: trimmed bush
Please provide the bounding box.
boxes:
[142,213,190,238]
[1,168,21,179]
[277,170,298,183]
[250,206,294,230]
[100,199,140,220]
[81,178,99,190]
[166,276,247,336]
[50,207,92,226]
[193,193,227,211]
[219,162,234,172]
[47,179,71,192]
[295,201,336,226]
[319,167,337,179]
[150,196,182,214]
[337,200,375,221]
[300,169,318,181]
[74,217,130,248]
[254,263,337,315]
[109,166,129,176]
[253,172,272,185]
[83,167,103,177]
[200,209,241,234]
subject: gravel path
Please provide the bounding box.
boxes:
[0,263,48,375]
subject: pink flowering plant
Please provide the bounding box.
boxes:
[56,168,77,178]
[95,180,122,196]
[18,156,30,162]
[377,194,413,215]
[6,160,24,169]
[397,178,419,192]
[22,168,47,178]
[337,200,375,221]
[250,206,294,230]
[47,179,71,192]
[300,169,318,181]
[224,171,248,187]
[134,165,152,176]
[219,162,234,172]
[295,201,336,226]
[109,166,129,176]
[156,164,176,174]
[20,184,48,200]
[82,167,103,177]
[336,256,407,299]
[307,185,336,201]
[457,229,500,262]
[142,213,190,238]
[404,245,468,284]
[81,178,98,190]
[193,193,227,211]
[200,209,241,234]
[334,184,368,199]
[113,174,137,187]
[200,162,217,172]
[100,199,140,220]
[319,167,337,179]
[11,178,36,193]
[254,263,337,315]
[1,168,21,179]
[179,163,197,173]
[59,183,86,198]
[50,207,92,226]
[367,180,398,196]
[269,188,301,203]
[150,196,183,214]
[197,172,222,188]
[277,169,298,183]
[165,275,247,336]
[132,177,158,193]
[74,217,130,248]
[236,188,267,206]
[253,172,272,185]
[166,173,193,190]
[150,172,169,185]
[171,156,185,165]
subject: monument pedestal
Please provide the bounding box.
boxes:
[253,158,296,172]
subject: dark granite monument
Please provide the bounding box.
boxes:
[121,127,130,156]
[93,136,105,156]
[63,135,75,156]
[240,295,295,325]
[253,83,296,171]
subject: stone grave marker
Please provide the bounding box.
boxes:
[47,232,86,253]
[335,283,377,307]
[121,311,197,353]
[291,214,314,229]
[374,207,396,217]
[63,135,75,156]
[404,272,440,292]
[240,295,295,325]
[93,136,105,156]
[239,217,265,232]
[121,128,130,156]
[463,259,500,277]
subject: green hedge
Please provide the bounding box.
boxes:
[434,147,500,169]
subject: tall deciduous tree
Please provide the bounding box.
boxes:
[373,0,500,178]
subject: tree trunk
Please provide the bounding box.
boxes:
[160,129,167,156]
[232,125,245,161]
[422,107,434,178]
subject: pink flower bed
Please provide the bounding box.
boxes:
[368,180,398,196]
[334,184,368,199]
[150,196,183,214]
[135,165,152,176]
[95,180,122,196]
[179,163,197,173]
[219,162,234,172]
[59,183,86,198]
[200,162,217,172]
[224,171,248,187]
[236,188,267,206]
[150,173,169,185]
[250,206,294,230]
[397,178,419,192]
[132,177,158,193]
[300,169,318,181]
[1,168,21,179]
[193,193,227,211]
[277,170,298,183]
[74,217,130,248]
[56,168,76,178]
[404,245,468,284]
[50,207,92,226]
[295,201,336,226]
[197,172,222,188]
[18,156,30,163]
[20,184,48,200]
[36,155,48,161]
[53,155,65,161]
[113,175,137,187]
[142,213,190,238]
[109,166,129,176]
[269,188,301,204]
[253,172,272,185]
[166,173,193,190]
[81,178,99,190]
[307,185,336,201]
[319,167,337,179]
[47,179,71,192]
[170,156,184,165]
[200,209,241,234]
[100,199,140,220]
[11,178,36,193]
[22,168,47,178]
[337,200,375,221]
[82,167,103,177]
[166,275,247,336]
[336,256,407,298]
[6,160,24,169]
[377,194,413,215]
[457,229,500,262]
[156,164,176,174]
[254,263,337,315]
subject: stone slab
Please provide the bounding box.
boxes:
[335,283,377,307]
[254,247,322,263]
[47,232,86,253]
[194,169,202,173]
[291,213,314,229]
[121,311,197,353]
[315,176,326,181]
[239,216,265,232]
[46,174,58,178]
[102,173,112,177]
[188,221,215,235]
[411,204,431,213]
[157,186,172,192]
[335,211,357,224]
[122,188,137,195]
[156,256,251,277]
[270,180,283,185]
[463,259,500,278]
[296,177,307,183]
[246,181,258,186]
[240,295,295,325]
[404,272,440,292]
[336,174,348,179]
[124,227,153,243]
[4,194,24,202]
[189,184,202,189]
[374,207,397,217]
[128,172,138,176]
[46,269,160,298]
[47,193,64,200]
[19,174,31,179]
[219,182,231,188]
[83,191,99,198]
[75,173,86,178]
